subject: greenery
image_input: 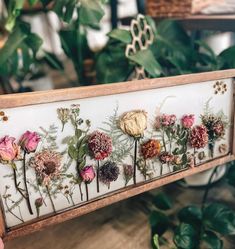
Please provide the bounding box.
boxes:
[148,162,235,249]
[1,2,235,91]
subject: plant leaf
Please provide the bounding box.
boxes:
[149,210,169,237]
[128,49,162,77]
[173,223,198,249]
[152,193,173,210]
[201,231,223,249]
[178,205,202,228]
[203,203,235,235]
[107,29,132,44]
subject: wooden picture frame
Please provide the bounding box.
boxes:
[0,69,235,241]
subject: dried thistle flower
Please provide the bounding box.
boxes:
[99,161,120,188]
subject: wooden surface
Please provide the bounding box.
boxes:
[1,69,235,109]
[4,154,235,240]
[4,177,235,249]
[177,15,235,31]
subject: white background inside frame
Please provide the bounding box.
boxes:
[0,78,234,228]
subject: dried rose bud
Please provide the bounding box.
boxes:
[35,197,43,208]
[80,166,96,183]
[141,139,161,159]
[119,110,147,138]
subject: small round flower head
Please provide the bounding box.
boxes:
[157,114,176,128]
[123,164,134,178]
[141,139,161,159]
[189,125,208,149]
[159,152,174,164]
[35,197,43,208]
[181,114,195,129]
[99,161,120,186]
[30,150,61,186]
[212,120,224,137]
[88,131,112,160]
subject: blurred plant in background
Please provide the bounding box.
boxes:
[1,1,235,93]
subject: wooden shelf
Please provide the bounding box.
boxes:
[176,15,235,32]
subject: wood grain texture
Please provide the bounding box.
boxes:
[232,80,235,155]
[0,199,6,237]
[4,154,235,241]
[1,70,235,109]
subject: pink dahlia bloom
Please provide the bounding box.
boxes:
[30,150,61,186]
[80,166,96,183]
[189,125,208,149]
[181,114,195,129]
[157,114,176,128]
[88,131,112,160]
[0,136,20,162]
[19,131,40,153]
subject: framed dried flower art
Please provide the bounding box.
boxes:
[0,69,235,240]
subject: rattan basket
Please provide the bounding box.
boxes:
[146,0,208,18]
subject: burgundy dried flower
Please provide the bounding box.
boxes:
[189,125,208,149]
[99,161,120,187]
[88,131,112,160]
[213,120,224,137]
[159,152,174,164]
[140,139,161,159]
[30,150,61,186]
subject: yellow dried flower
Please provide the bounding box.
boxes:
[119,110,147,138]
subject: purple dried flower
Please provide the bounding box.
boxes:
[99,161,120,187]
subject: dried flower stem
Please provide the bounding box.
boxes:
[85,183,89,201]
[162,130,167,152]
[97,161,100,192]
[46,185,56,213]
[78,183,83,201]
[194,148,197,166]
[23,152,33,215]
[133,138,139,184]
[4,197,24,223]
[209,142,214,158]
[160,163,163,176]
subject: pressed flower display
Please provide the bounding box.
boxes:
[0,75,233,235]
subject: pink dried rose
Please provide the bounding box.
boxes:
[88,131,112,160]
[189,125,208,149]
[80,166,96,183]
[156,114,176,128]
[0,136,20,162]
[30,150,61,186]
[181,114,195,129]
[19,131,40,153]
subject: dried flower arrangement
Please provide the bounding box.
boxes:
[0,96,230,226]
